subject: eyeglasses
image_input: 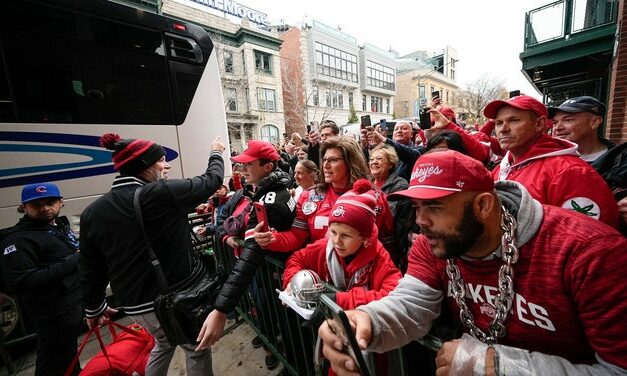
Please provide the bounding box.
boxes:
[322,157,344,164]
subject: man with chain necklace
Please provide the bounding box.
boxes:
[318,150,627,375]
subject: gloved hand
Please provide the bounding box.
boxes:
[301,293,336,331]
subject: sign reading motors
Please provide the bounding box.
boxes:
[189,0,269,26]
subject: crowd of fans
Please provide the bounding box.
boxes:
[2,93,624,375]
[197,94,626,375]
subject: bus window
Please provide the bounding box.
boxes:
[0,61,15,122]
[3,28,173,124]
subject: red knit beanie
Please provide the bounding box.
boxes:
[100,133,166,176]
[329,179,377,237]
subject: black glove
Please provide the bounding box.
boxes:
[300,293,336,331]
[302,304,326,331]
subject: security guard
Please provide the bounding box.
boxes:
[0,183,82,376]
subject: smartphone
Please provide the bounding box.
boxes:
[307,122,312,133]
[431,91,440,99]
[380,119,387,133]
[318,294,372,376]
[360,115,371,130]
[419,108,432,130]
[253,202,269,232]
[509,90,521,98]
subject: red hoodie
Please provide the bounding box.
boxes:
[282,228,402,310]
[492,134,619,229]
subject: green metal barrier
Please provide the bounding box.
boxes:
[213,236,318,375]
[211,233,453,376]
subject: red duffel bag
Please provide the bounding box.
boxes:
[65,321,155,376]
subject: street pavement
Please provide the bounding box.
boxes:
[0,316,283,375]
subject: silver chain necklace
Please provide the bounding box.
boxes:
[445,205,519,345]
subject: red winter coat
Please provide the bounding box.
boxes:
[282,229,402,310]
[492,134,619,229]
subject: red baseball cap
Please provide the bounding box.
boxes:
[389,150,494,200]
[231,140,279,163]
[439,106,456,120]
[483,95,547,119]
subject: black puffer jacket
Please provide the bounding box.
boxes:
[0,215,80,320]
[214,169,295,313]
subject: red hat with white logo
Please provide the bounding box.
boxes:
[389,150,494,200]
[483,95,547,119]
[231,140,279,163]
[329,179,377,237]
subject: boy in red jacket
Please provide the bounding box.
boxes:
[282,179,402,310]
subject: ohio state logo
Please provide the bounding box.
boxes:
[479,303,496,318]
[411,165,443,183]
[35,186,47,193]
[332,206,346,217]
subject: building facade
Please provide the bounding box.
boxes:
[162,0,286,153]
[520,0,625,142]
[394,46,460,120]
[280,20,395,133]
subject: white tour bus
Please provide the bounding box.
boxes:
[0,0,230,234]
[0,0,230,346]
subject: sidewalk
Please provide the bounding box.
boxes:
[0,316,283,375]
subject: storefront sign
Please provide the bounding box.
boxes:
[188,0,269,26]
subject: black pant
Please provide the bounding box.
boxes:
[33,305,83,376]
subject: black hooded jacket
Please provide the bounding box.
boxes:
[214,169,295,313]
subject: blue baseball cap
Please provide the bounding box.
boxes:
[21,183,63,204]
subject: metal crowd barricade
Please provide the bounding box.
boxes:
[212,235,318,375]
[208,229,450,376]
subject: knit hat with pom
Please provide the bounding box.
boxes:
[100,133,166,176]
[328,179,377,237]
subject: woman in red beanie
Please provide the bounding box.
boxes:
[255,136,396,254]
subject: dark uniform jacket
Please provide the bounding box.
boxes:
[214,170,295,313]
[79,151,224,317]
[0,215,80,321]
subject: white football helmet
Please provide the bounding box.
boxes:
[290,269,325,309]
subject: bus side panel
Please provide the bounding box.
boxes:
[0,125,181,230]
[176,51,232,180]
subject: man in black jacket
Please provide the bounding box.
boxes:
[1,183,81,376]
[196,140,295,364]
[79,134,225,376]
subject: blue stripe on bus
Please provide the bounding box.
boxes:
[0,131,179,188]
[0,144,112,177]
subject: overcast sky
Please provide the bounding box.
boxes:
[235,0,552,97]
